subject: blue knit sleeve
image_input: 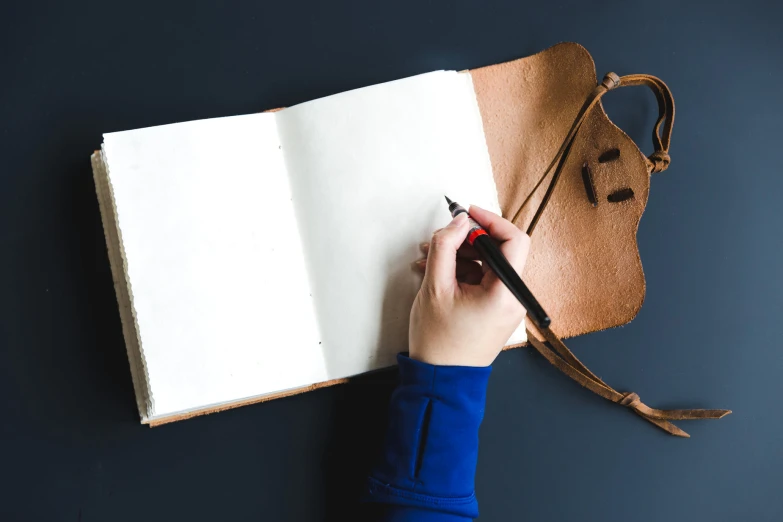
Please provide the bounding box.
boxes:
[365,354,491,521]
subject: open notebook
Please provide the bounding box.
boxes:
[92,71,527,424]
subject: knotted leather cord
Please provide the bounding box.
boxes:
[511,73,730,437]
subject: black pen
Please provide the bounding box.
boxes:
[445,196,551,329]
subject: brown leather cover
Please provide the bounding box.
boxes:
[472,42,649,339]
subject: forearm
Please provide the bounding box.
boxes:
[365,354,491,521]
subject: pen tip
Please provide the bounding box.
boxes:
[444,195,453,205]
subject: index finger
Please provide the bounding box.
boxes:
[468,204,530,276]
[468,205,524,242]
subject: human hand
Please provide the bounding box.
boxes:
[409,205,530,367]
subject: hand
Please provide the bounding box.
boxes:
[409,205,530,367]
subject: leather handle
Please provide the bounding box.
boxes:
[618,74,675,174]
[511,72,675,234]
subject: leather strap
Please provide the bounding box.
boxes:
[511,73,730,436]
[512,72,675,234]
[525,324,730,437]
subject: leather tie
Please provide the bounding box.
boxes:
[511,73,731,437]
[525,323,730,437]
[648,150,671,173]
[619,392,641,409]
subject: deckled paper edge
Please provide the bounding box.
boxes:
[91,149,154,421]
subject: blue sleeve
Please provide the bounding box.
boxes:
[364,354,491,521]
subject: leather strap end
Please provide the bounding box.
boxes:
[636,414,691,438]
[621,392,731,436]
[666,408,732,420]
[525,328,731,437]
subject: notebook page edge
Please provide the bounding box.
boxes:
[91,150,153,421]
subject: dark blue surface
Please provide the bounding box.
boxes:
[1,1,780,521]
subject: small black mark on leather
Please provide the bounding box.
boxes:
[598,148,621,163]
[581,162,598,207]
[608,188,634,203]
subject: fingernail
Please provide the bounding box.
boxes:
[412,259,427,269]
[420,242,430,252]
[450,212,468,226]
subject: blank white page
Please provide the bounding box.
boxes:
[277,71,526,380]
[103,114,326,418]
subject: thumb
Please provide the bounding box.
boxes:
[423,212,470,292]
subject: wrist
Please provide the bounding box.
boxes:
[409,352,493,367]
[365,354,491,518]
[408,344,497,367]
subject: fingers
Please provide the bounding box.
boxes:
[416,206,530,296]
[468,205,522,242]
[469,205,530,272]
[422,213,470,291]
[414,257,484,285]
[497,230,530,273]
[418,240,482,284]
[420,241,479,260]
[457,259,485,285]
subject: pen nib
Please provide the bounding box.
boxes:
[444,195,453,205]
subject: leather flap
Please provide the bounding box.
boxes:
[471,42,651,339]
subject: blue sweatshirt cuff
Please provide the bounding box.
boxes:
[366,354,491,519]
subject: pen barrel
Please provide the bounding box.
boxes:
[471,234,551,329]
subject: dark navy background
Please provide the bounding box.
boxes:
[1,1,780,520]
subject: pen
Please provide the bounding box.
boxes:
[444,196,551,329]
